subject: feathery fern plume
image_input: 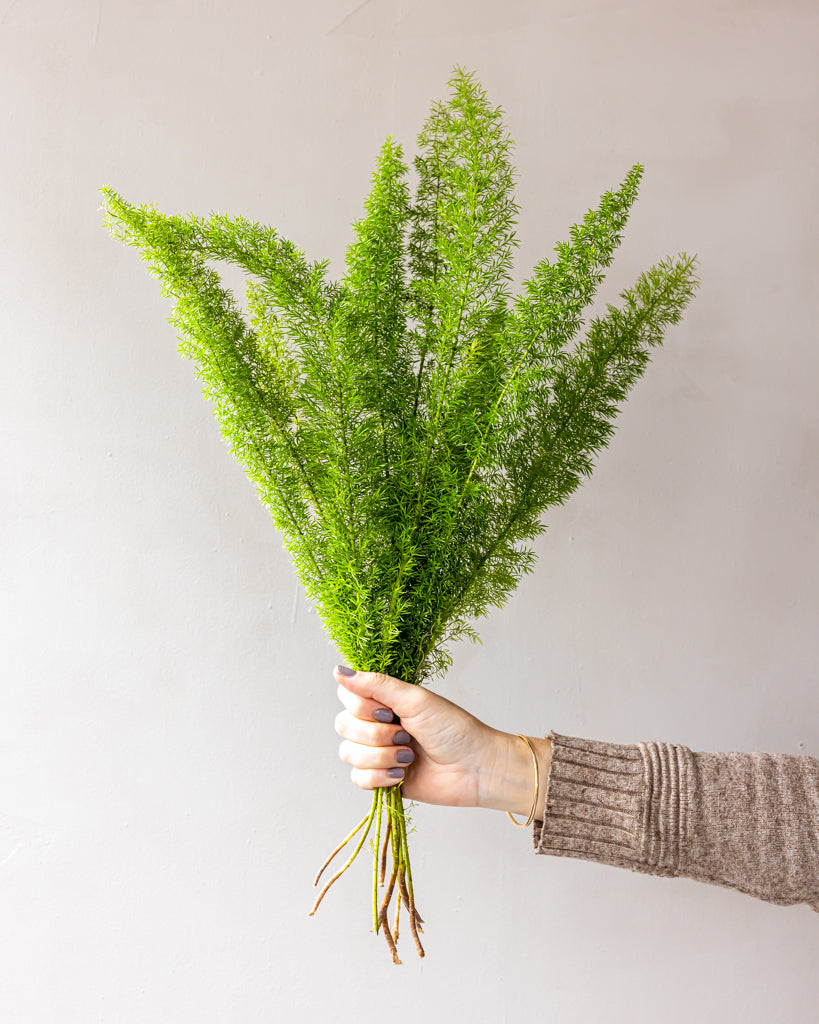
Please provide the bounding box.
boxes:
[100,64,700,963]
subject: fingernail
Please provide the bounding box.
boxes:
[374,708,393,723]
[392,729,412,745]
[336,665,356,677]
[396,749,415,764]
[387,767,405,779]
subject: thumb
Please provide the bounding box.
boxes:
[333,665,426,720]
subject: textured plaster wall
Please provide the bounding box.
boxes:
[2,0,817,1020]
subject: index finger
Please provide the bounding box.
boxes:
[336,680,397,725]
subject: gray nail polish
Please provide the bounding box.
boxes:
[387,767,405,779]
[337,665,356,677]
[396,749,415,764]
[392,729,412,745]
[374,708,393,723]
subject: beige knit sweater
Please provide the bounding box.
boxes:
[533,731,819,912]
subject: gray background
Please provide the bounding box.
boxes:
[2,0,817,1019]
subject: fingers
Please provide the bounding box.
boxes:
[336,709,414,792]
[348,766,406,790]
[333,665,426,720]
[336,682,395,725]
[332,664,421,792]
[344,746,412,789]
[334,708,408,748]
[339,738,414,771]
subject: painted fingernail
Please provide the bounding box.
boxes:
[374,708,393,723]
[337,665,356,677]
[392,729,412,745]
[387,767,405,779]
[396,749,415,764]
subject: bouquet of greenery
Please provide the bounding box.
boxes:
[100,65,699,962]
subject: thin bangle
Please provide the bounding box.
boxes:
[506,734,539,828]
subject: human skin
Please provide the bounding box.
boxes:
[333,665,553,821]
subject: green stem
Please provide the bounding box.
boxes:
[373,788,383,933]
[396,788,414,906]
[308,793,377,917]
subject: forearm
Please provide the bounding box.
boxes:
[509,729,819,913]
[480,730,553,820]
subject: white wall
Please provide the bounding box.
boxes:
[3,0,817,1019]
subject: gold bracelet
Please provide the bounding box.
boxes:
[506,734,539,828]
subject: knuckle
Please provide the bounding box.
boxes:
[351,767,375,791]
[334,709,348,736]
[340,740,371,769]
[352,696,371,720]
[364,721,385,746]
[380,724,398,747]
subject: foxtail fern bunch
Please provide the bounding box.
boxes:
[100,65,699,963]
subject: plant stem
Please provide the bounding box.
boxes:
[312,812,370,888]
[310,781,423,963]
[308,797,377,917]
[373,787,383,933]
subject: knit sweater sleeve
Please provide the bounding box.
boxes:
[532,731,819,912]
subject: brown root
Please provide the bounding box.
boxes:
[392,882,401,944]
[379,816,391,886]
[398,872,425,956]
[378,863,398,926]
[382,919,401,965]
[377,862,402,963]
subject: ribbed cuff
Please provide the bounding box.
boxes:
[532,730,693,878]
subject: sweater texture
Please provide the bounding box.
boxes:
[532,731,819,912]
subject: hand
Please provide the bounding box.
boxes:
[332,665,552,817]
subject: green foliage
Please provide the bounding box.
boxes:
[100,65,699,688]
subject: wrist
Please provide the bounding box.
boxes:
[480,729,552,820]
